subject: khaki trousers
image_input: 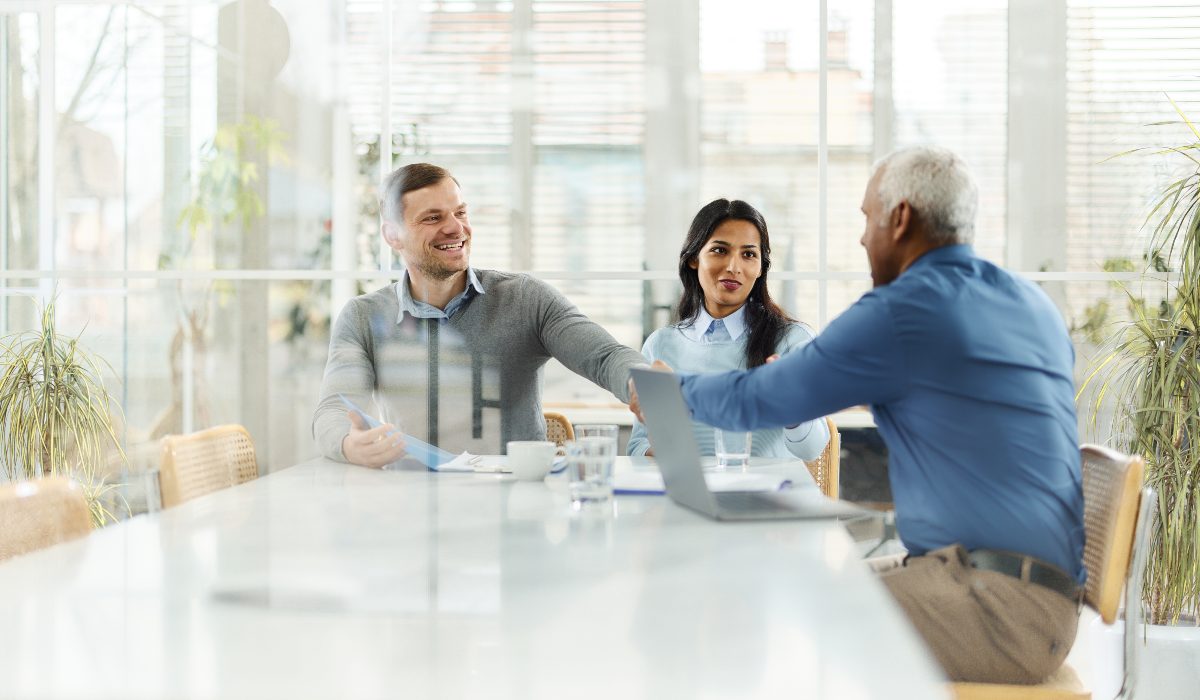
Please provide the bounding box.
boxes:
[875,545,1079,684]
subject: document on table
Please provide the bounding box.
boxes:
[613,471,792,495]
[438,455,568,474]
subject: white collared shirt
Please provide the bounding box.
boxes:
[681,304,748,344]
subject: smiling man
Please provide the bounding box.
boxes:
[313,163,645,467]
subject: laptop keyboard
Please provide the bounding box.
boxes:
[714,492,784,511]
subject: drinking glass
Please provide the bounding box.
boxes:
[119,467,162,517]
[565,424,618,508]
[574,424,619,443]
[714,428,752,471]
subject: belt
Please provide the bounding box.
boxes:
[967,549,1082,603]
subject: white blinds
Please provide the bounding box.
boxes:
[531,1,645,278]
[344,1,646,276]
[1066,0,1200,272]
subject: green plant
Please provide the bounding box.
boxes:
[0,297,125,525]
[1080,98,1200,625]
[167,114,289,268]
[1071,256,1171,346]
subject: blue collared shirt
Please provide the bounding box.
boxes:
[679,245,1085,580]
[395,268,486,322]
[680,305,748,344]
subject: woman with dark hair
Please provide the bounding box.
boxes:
[627,199,829,459]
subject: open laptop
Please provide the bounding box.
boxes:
[630,367,873,521]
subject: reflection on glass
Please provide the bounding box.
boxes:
[893,0,1007,264]
[2,13,40,331]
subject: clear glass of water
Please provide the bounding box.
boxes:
[566,424,618,508]
[574,424,619,443]
[117,467,162,518]
[714,428,752,471]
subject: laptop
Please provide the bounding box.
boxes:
[630,367,873,521]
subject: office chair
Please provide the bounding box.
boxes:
[159,424,259,508]
[951,445,1155,700]
[804,416,841,499]
[543,411,575,448]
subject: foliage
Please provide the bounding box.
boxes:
[0,297,125,526]
[1080,97,1200,625]
[1072,256,1171,345]
[161,115,288,269]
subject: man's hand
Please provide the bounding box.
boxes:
[341,410,407,468]
[628,360,673,423]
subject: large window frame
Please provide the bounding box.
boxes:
[0,0,1189,469]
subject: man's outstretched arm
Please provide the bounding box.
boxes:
[681,293,910,431]
[533,278,646,402]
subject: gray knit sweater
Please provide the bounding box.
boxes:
[312,270,645,461]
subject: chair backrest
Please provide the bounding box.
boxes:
[804,417,841,500]
[159,424,259,508]
[0,477,92,561]
[544,412,575,447]
[1080,444,1145,623]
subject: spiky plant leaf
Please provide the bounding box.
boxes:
[0,297,126,526]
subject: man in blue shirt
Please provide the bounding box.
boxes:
[632,146,1084,684]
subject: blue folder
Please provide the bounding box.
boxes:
[337,394,457,470]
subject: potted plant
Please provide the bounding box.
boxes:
[0,296,124,525]
[1080,98,1200,697]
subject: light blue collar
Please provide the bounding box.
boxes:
[681,304,748,343]
[395,268,485,322]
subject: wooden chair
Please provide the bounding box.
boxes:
[0,477,92,561]
[804,416,840,499]
[951,445,1156,700]
[543,411,575,448]
[159,424,259,508]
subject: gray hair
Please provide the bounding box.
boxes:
[870,146,978,245]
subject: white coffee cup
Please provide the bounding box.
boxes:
[507,441,557,481]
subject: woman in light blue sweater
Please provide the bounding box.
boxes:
[628,199,829,460]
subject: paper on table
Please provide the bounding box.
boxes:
[613,471,792,495]
[434,451,484,472]
[441,455,568,474]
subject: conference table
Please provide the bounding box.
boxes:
[0,456,948,699]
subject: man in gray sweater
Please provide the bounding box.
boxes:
[313,163,645,467]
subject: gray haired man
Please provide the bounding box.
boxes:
[313,163,644,467]
[630,146,1084,683]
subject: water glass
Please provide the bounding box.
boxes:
[565,431,617,508]
[714,428,751,471]
[574,424,619,443]
[120,467,162,517]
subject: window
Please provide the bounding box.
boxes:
[2,0,1197,469]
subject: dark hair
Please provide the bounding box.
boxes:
[676,199,795,368]
[380,163,460,222]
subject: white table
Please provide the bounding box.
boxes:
[0,458,947,699]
